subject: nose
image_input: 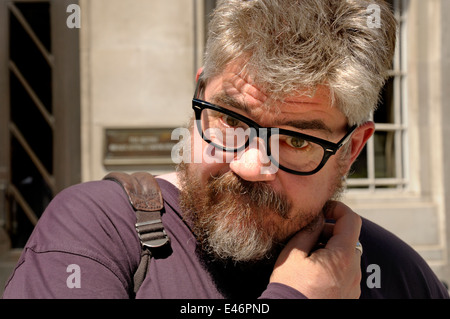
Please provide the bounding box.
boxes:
[229,137,278,182]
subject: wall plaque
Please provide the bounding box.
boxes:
[104,128,177,166]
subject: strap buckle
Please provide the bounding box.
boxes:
[135,210,170,249]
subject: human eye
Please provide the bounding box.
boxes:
[284,136,309,150]
[221,114,243,128]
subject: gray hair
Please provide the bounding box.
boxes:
[202,0,397,126]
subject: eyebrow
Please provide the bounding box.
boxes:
[210,92,333,134]
[281,119,333,133]
[211,92,252,113]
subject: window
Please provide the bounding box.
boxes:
[347,0,408,191]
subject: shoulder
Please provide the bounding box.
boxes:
[28,180,141,284]
[359,217,449,298]
[3,179,144,298]
[31,180,138,248]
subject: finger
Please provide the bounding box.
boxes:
[317,222,334,244]
[280,214,325,260]
[323,201,362,250]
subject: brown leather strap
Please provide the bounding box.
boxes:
[103,172,170,294]
[104,172,163,212]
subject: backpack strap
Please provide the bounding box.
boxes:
[103,172,170,294]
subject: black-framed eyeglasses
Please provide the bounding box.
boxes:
[192,80,357,175]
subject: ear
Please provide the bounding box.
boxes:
[343,121,375,172]
[196,67,204,82]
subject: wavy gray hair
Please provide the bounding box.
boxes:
[202,0,397,126]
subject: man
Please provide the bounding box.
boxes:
[3,0,449,299]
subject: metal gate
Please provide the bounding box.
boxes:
[8,1,54,247]
[0,0,80,249]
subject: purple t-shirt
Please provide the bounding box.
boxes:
[2,179,449,298]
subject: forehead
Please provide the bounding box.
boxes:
[202,63,348,132]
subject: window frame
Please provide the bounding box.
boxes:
[347,0,409,192]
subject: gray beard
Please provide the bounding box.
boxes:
[177,162,346,263]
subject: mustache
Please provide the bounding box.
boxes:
[205,172,291,219]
